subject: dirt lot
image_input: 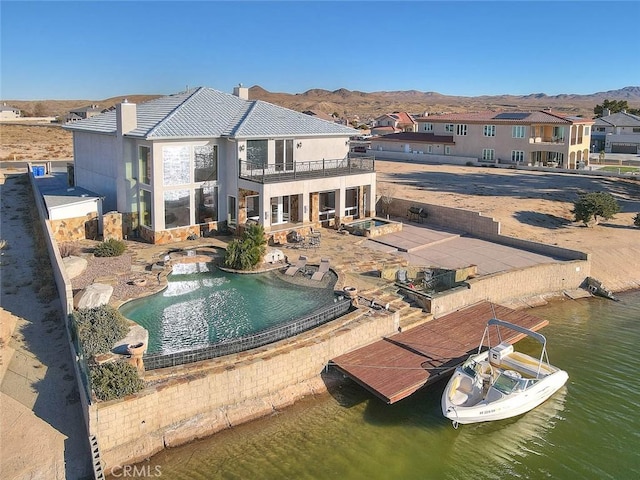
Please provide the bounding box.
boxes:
[376,160,640,292]
[0,123,73,161]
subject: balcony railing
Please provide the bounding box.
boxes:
[529,136,566,144]
[239,155,375,184]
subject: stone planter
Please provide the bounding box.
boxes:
[344,286,358,306]
[127,342,146,356]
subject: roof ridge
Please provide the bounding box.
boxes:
[226,99,259,137]
[145,87,204,137]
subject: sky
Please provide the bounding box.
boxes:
[1,0,639,100]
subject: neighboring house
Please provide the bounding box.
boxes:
[373,110,592,169]
[371,112,416,136]
[65,104,102,123]
[63,86,376,245]
[0,103,21,119]
[302,110,337,122]
[591,111,640,153]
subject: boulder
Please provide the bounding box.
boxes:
[62,255,87,279]
[73,283,113,309]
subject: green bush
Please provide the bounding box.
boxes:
[90,361,144,401]
[224,223,267,270]
[634,213,640,227]
[571,192,620,225]
[94,238,126,257]
[72,305,129,357]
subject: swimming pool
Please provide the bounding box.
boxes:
[120,263,338,355]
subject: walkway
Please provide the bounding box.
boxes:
[331,301,548,404]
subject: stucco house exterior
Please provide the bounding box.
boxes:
[591,111,640,153]
[64,86,376,245]
[371,110,593,169]
[0,103,21,119]
[371,112,416,136]
[65,104,103,123]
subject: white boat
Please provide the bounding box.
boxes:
[442,318,568,427]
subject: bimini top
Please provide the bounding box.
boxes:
[488,318,547,345]
[63,87,358,140]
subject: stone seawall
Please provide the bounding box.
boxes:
[90,309,400,470]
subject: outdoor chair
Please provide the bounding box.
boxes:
[311,258,330,281]
[285,255,307,276]
[396,269,408,283]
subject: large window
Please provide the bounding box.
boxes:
[196,185,217,223]
[247,140,268,169]
[511,150,525,163]
[228,196,237,226]
[512,125,525,138]
[423,123,433,132]
[553,126,565,141]
[345,188,358,217]
[319,191,336,223]
[483,125,496,137]
[162,146,190,186]
[140,189,152,227]
[482,149,495,161]
[164,189,190,228]
[246,195,260,221]
[456,124,468,136]
[138,146,151,184]
[275,139,294,171]
[445,124,454,133]
[444,146,451,155]
[270,196,291,224]
[194,145,217,182]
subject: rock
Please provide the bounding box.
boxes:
[62,255,87,279]
[73,283,113,309]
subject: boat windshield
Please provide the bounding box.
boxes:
[461,358,479,378]
[493,372,528,394]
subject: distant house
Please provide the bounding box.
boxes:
[371,110,593,169]
[302,110,337,122]
[0,103,21,119]
[371,112,416,136]
[65,104,102,123]
[591,110,640,153]
[63,86,376,245]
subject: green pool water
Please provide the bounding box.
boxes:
[119,263,337,354]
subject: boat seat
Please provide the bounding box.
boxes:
[500,352,555,378]
[450,375,474,405]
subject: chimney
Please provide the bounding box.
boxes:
[603,108,610,117]
[116,100,137,136]
[233,83,249,100]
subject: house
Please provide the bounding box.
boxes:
[370,110,592,169]
[591,110,640,153]
[63,86,376,245]
[65,104,102,123]
[0,103,21,119]
[302,110,337,122]
[371,112,416,136]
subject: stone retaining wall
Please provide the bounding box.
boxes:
[90,308,400,470]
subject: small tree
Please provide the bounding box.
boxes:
[634,213,640,228]
[224,223,267,270]
[572,192,620,226]
[72,305,130,357]
[378,184,396,218]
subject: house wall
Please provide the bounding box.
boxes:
[73,132,120,211]
[49,213,99,242]
[89,309,400,470]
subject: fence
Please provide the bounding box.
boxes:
[143,297,352,370]
[239,156,375,183]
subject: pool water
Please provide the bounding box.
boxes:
[120,263,337,354]
[348,219,389,229]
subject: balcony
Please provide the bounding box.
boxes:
[529,136,566,144]
[239,155,375,184]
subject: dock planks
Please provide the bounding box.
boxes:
[330,301,548,404]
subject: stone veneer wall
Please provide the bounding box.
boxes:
[49,213,98,243]
[102,211,123,241]
[90,309,400,470]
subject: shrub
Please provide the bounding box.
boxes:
[571,192,620,225]
[72,305,129,357]
[224,223,267,270]
[94,238,126,257]
[59,242,80,257]
[90,361,144,401]
[634,213,640,227]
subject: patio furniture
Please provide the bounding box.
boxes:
[285,255,307,276]
[311,258,330,281]
[408,206,422,222]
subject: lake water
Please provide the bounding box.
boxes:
[120,291,640,479]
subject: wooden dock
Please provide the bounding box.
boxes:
[330,301,548,404]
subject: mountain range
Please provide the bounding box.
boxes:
[5,86,640,121]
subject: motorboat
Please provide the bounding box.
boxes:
[442,318,568,427]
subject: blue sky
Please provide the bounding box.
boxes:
[1,1,638,100]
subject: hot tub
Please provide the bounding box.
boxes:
[343,217,403,237]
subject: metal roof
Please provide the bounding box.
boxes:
[63,87,357,139]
